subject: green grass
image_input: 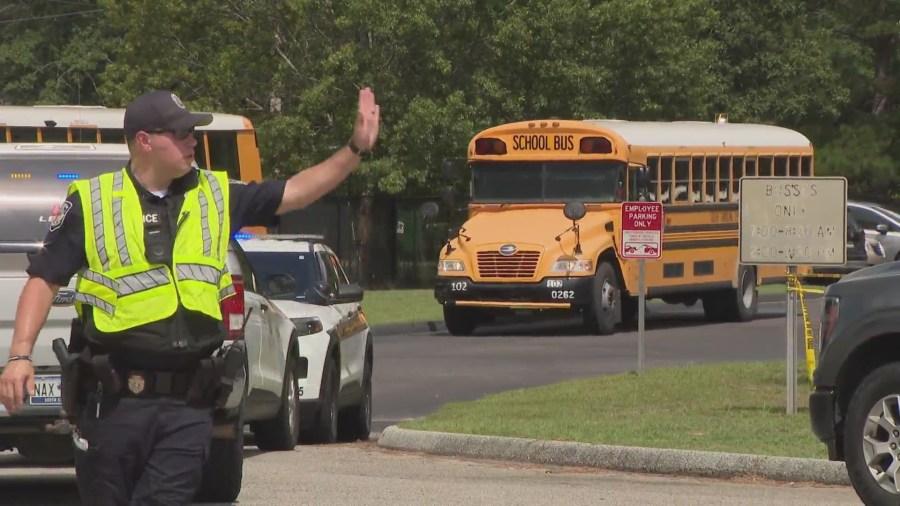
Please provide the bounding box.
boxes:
[403,361,825,459]
[362,289,443,327]
[759,283,787,296]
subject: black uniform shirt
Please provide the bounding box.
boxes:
[27,166,286,369]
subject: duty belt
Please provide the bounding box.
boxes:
[117,369,195,397]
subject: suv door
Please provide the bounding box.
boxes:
[321,250,367,387]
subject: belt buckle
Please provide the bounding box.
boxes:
[127,372,146,395]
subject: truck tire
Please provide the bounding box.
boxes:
[301,356,339,444]
[339,344,373,442]
[585,262,619,335]
[195,410,244,503]
[252,359,300,451]
[844,363,900,506]
[443,305,476,336]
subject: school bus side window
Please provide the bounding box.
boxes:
[705,156,717,203]
[10,128,37,142]
[674,157,689,202]
[99,129,125,143]
[646,156,659,201]
[660,156,673,204]
[691,156,703,203]
[207,131,240,180]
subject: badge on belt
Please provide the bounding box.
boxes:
[127,372,146,395]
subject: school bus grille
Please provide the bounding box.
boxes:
[476,251,541,278]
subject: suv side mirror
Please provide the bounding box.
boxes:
[337,283,364,303]
[877,223,889,235]
[305,282,332,306]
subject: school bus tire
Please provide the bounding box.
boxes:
[444,305,477,336]
[702,266,757,322]
[586,262,619,335]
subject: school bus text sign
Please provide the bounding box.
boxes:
[621,202,663,259]
[740,177,847,265]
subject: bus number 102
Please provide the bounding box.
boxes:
[450,281,468,292]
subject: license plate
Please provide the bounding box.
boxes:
[28,375,62,406]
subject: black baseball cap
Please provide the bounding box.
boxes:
[123,90,213,138]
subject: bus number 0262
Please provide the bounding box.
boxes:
[551,290,575,300]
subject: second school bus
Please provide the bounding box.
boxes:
[434,119,814,335]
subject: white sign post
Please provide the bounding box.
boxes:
[739,177,847,414]
[621,202,664,374]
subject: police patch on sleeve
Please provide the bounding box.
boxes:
[48,200,72,232]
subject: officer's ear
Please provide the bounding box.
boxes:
[130,132,154,154]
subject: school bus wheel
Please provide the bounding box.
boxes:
[702,266,758,322]
[443,305,477,336]
[584,262,620,335]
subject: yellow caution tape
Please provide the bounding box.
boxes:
[787,274,817,385]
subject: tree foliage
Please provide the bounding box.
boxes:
[1,0,898,202]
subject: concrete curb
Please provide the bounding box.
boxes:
[377,426,849,486]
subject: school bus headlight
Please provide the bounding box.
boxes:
[551,259,593,272]
[439,259,466,272]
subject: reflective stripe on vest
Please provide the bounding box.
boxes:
[71,168,231,333]
[111,170,132,267]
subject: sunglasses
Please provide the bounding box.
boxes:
[146,127,195,140]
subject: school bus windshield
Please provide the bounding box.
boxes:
[470,160,625,203]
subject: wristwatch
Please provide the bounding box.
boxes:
[347,139,368,156]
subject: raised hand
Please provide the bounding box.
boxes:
[350,87,380,154]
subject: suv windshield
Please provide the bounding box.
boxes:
[243,251,318,301]
[0,155,127,244]
[470,161,625,203]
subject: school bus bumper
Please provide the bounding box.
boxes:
[434,276,593,308]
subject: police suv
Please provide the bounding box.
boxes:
[0,143,298,503]
[239,235,373,443]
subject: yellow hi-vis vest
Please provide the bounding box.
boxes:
[71,168,234,333]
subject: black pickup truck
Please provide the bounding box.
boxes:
[809,260,900,505]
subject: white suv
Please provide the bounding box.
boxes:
[239,235,373,442]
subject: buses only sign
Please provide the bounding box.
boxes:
[621,202,664,259]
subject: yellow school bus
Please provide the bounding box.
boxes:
[0,105,262,182]
[434,118,814,335]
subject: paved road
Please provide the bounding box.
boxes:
[0,443,858,505]
[0,295,838,505]
[373,296,821,430]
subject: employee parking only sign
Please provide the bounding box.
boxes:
[621,202,663,259]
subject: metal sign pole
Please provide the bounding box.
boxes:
[786,265,797,415]
[638,259,645,374]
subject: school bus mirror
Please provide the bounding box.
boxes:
[419,201,439,220]
[563,201,587,221]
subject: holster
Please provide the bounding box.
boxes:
[51,338,84,424]
[187,341,245,409]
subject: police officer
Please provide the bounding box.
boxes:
[0,88,379,504]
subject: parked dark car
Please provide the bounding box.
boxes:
[809,261,900,505]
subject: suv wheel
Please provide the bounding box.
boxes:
[252,356,300,451]
[845,363,900,505]
[301,355,338,444]
[339,345,373,441]
[195,408,244,503]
